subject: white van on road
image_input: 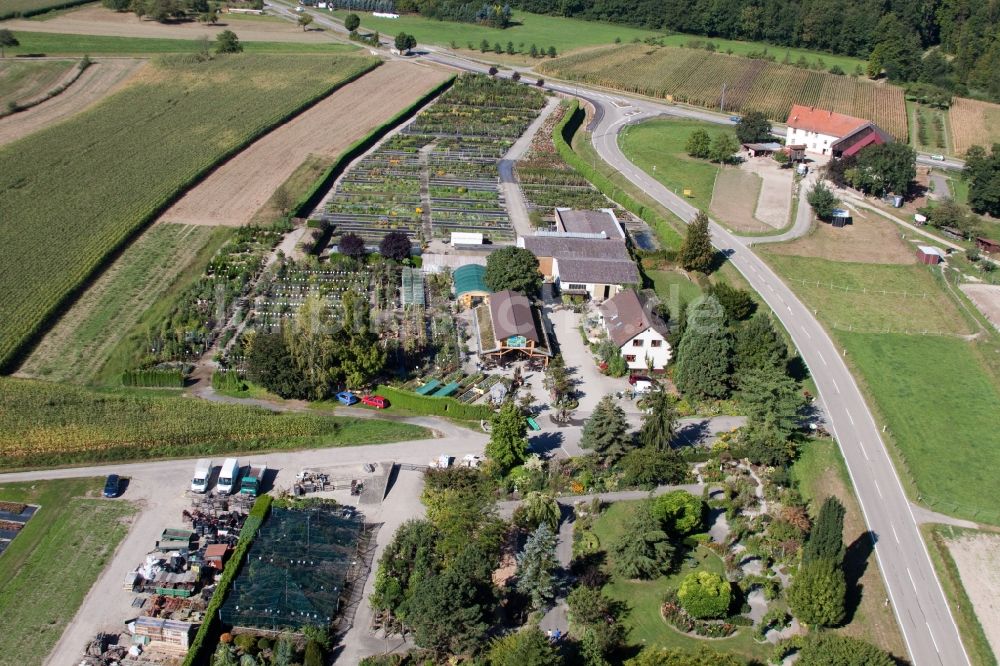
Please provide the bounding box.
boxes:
[217,458,241,495]
[191,459,213,493]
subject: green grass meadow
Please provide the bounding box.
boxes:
[0,478,137,666]
[839,331,1000,523]
[4,30,358,55]
[330,9,660,56]
[618,118,723,211]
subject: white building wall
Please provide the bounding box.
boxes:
[785,126,839,155]
[620,328,672,370]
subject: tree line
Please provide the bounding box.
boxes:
[508,0,1000,102]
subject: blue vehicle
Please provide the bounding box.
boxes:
[103,474,120,498]
[336,391,359,406]
[729,115,741,122]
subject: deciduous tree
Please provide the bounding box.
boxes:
[338,232,366,259]
[215,29,242,54]
[685,129,712,159]
[807,180,839,220]
[378,230,411,261]
[518,491,561,531]
[486,627,564,666]
[626,645,744,666]
[344,12,360,31]
[796,633,894,666]
[298,13,313,30]
[734,312,787,374]
[735,111,772,143]
[710,132,740,163]
[617,446,687,488]
[484,245,541,295]
[651,491,704,536]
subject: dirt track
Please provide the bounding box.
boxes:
[2,5,339,43]
[960,283,1000,333]
[0,58,145,147]
[160,60,450,227]
[945,531,1000,658]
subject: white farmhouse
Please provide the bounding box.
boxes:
[599,289,671,371]
[785,104,890,157]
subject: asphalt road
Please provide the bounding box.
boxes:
[580,89,969,666]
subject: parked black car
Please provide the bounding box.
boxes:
[103,474,120,498]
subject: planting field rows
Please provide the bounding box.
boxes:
[317,74,547,245]
[0,53,378,370]
[948,96,1000,156]
[540,45,908,140]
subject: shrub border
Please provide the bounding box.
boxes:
[375,385,493,421]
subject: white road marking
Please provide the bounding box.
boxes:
[907,567,916,588]
[873,478,884,498]
[859,441,870,460]
[892,524,900,543]
[801,325,811,339]
[847,411,855,425]
[817,350,827,366]
[927,623,941,653]
[831,378,840,393]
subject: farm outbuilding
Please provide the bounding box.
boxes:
[743,142,782,157]
[785,105,891,156]
[831,209,852,227]
[453,264,491,308]
[917,246,946,264]
[977,237,1000,255]
[477,290,551,365]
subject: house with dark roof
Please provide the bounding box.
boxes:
[477,289,551,365]
[599,289,672,371]
[517,209,640,301]
[785,105,892,157]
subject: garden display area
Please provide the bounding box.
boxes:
[318,74,547,245]
[220,504,366,632]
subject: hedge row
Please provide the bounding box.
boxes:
[183,494,273,666]
[121,368,185,388]
[0,57,91,119]
[376,385,494,421]
[0,0,92,20]
[211,370,247,392]
[292,75,456,219]
[553,100,684,250]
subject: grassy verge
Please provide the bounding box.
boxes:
[591,501,771,661]
[617,118,723,212]
[0,377,430,470]
[0,478,137,666]
[791,439,908,657]
[375,385,493,421]
[249,154,333,226]
[4,30,357,55]
[921,525,998,666]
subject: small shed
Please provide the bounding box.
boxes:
[453,264,491,308]
[743,142,782,157]
[917,245,946,265]
[976,237,1000,255]
[784,144,806,161]
[831,208,852,228]
[451,231,484,246]
[204,544,230,570]
[132,617,194,650]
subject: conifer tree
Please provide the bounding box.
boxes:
[580,395,631,464]
[677,212,715,273]
[516,522,559,609]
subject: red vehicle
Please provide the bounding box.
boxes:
[361,395,389,409]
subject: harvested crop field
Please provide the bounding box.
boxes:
[161,60,451,227]
[765,207,916,264]
[2,4,343,43]
[949,97,1000,157]
[0,59,75,107]
[960,284,1000,333]
[541,44,908,139]
[709,168,767,233]
[0,58,145,147]
[942,530,1000,658]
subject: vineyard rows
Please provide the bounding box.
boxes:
[540,45,907,140]
[0,54,378,370]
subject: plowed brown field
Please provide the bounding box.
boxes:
[160,60,450,227]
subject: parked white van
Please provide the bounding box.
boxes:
[217,458,240,495]
[191,459,212,493]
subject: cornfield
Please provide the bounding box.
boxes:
[0,54,377,370]
[0,377,336,466]
[948,97,1000,156]
[540,45,907,140]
